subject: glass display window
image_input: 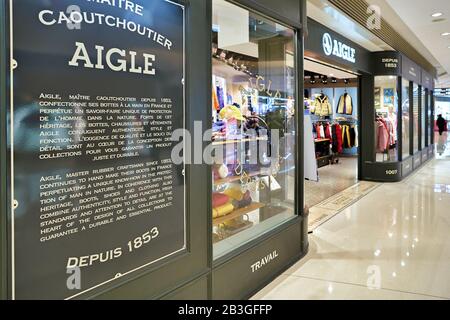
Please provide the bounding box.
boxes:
[421,87,426,148]
[413,83,419,153]
[429,92,433,144]
[374,76,398,162]
[212,0,297,259]
[401,79,410,160]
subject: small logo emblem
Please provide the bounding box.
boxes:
[322,33,333,56]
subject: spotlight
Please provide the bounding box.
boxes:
[322,76,328,84]
[344,79,349,84]
[331,77,337,83]
[310,75,316,84]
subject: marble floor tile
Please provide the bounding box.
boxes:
[252,275,444,300]
[254,133,450,300]
[305,156,358,209]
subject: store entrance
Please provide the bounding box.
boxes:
[304,59,360,214]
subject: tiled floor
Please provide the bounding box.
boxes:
[305,156,358,209]
[308,180,380,231]
[253,133,450,300]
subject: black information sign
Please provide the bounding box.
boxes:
[401,55,421,84]
[372,51,401,76]
[10,0,185,299]
[421,70,434,90]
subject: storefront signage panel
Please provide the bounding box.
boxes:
[10,0,185,299]
[421,70,434,90]
[402,55,421,84]
[305,18,372,74]
[373,51,401,76]
[322,32,356,63]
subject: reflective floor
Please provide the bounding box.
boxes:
[305,156,359,209]
[253,133,450,300]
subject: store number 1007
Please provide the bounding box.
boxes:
[128,227,160,252]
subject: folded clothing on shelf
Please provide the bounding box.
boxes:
[212,188,255,219]
[224,187,253,209]
[213,203,235,219]
[223,187,245,201]
[232,191,252,209]
[212,192,230,208]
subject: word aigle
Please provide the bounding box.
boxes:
[69,42,156,75]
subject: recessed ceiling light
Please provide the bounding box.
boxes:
[432,12,443,18]
[442,32,450,36]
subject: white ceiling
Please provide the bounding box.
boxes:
[307,0,393,52]
[366,0,450,87]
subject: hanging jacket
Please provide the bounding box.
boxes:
[354,125,359,148]
[349,126,356,147]
[376,120,389,152]
[213,87,220,111]
[324,123,332,140]
[315,123,324,139]
[388,114,397,141]
[342,125,354,149]
[342,125,348,148]
[216,86,225,110]
[336,93,353,115]
[331,125,338,153]
[385,120,395,146]
[332,124,343,153]
[311,95,332,116]
[319,125,325,139]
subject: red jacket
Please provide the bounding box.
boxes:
[334,124,343,153]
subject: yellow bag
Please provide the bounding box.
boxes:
[212,203,235,218]
[223,187,244,201]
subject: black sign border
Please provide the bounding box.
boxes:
[8,0,188,300]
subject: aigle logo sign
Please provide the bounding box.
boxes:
[322,33,356,64]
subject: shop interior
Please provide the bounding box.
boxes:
[303,59,360,210]
[435,98,450,131]
[375,76,399,163]
[211,0,297,259]
[435,95,450,157]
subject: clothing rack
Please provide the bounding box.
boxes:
[312,121,342,167]
[336,119,357,124]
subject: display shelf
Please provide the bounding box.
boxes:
[214,169,270,185]
[212,56,256,80]
[212,136,268,146]
[213,202,265,226]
